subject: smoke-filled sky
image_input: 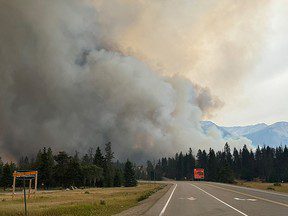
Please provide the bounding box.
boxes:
[0,0,287,161]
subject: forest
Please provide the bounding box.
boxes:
[1,143,288,191]
[0,142,137,190]
[144,143,288,183]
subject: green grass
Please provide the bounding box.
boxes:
[0,183,165,216]
[137,184,165,202]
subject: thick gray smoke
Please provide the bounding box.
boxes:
[0,0,252,162]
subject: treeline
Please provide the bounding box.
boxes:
[144,143,288,183]
[0,142,137,190]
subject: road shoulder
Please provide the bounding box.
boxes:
[115,183,172,216]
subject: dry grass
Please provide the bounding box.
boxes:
[0,183,165,216]
[236,181,288,193]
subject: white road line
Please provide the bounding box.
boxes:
[159,183,177,216]
[190,183,248,216]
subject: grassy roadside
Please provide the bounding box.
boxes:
[0,183,166,216]
[235,181,288,193]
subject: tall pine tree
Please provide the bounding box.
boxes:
[124,160,137,187]
[104,142,114,187]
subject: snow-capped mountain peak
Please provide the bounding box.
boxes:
[201,121,288,147]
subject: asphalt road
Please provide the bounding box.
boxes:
[144,181,288,216]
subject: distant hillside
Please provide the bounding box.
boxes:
[201,121,288,147]
[200,121,232,138]
[222,123,267,136]
[244,122,288,147]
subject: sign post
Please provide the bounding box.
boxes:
[23,176,27,216]
[12,170,38,216]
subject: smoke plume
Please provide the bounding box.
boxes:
[0,0,267,161]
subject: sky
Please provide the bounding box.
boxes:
[211,1,288,126]
[94,0,288,127]
[0,0,287,160]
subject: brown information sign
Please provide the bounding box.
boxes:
[13,171,38,177]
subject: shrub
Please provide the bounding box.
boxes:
[267,187,275,190]
[100,199,106,205]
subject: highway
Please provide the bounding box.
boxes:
[144,181,288,216]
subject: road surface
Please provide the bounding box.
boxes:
[144,181,288,216]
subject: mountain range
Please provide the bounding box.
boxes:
[201,121,288,147]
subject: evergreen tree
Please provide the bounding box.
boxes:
[232,148,241,179]
[103,142,114,187]
[196,150,208,171]
[113,169,123,187]
[217,143,234,183]
[82,164,102,187]
[274,146,284,182]
[196,150,203,168]
[0,163,15,190]
[0,157,3,184]
[94,147,105,168]
[283,146,288,182]
[241,145,254,181]
[207,148,217,181]
[124,160,137,187]
[155,160,163,180]
[67,154,82,187]
[262,146,274,181]
[18,156,30,170]
[146,160,155,180]
[53,151,70,188]
[254,146,262,178]
[176,152,184,180]
[93,148,105,187]
[82,154,91,165]
[35,147,54,189]
[186,148,195,180]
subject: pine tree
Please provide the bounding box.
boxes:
[207,148,217,181]
[94,147,104,168]
[18,156,30,170]
[146,160,154,180]
[218,143,234,183]
[67,155,82,187]
[0,157,3,183]
[36,147,54,189]
[155,160,163,180]
[113,169,123,187]
[283,146,288,182]
[0,163,15,190]
[53,151,70,188]
[274,146,284,182]
[196,150,208,171]
[161,158,168,177]
[241,145,254,181]
[104,142,114,187]
[82,154,91,165]
[196,150,203,168]
[82,164,102,187]
[262,146,274,181]
[176,152,184,180]
[186,148,195,180]
[124,160,137,187]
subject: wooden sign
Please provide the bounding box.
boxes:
[13,171,38,177]
[12,171,38,200]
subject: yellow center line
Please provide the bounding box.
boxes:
[204,183,288,208]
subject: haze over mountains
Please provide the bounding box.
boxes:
[201,121,288,147]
